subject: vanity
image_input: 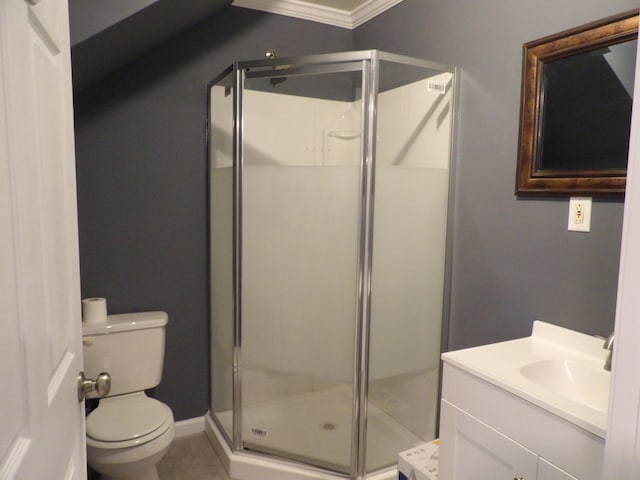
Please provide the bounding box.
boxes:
[439,321,610,480]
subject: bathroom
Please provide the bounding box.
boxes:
[70,0,635,478]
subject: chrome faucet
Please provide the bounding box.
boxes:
[603,332,615,371]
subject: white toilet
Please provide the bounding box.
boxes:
[82,311,175,480]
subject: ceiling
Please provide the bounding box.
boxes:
[70,0,232,91]
[295,0,370,9]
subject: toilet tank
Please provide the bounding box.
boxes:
[82,311,168,398]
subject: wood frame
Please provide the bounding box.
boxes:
[516,10,639,196]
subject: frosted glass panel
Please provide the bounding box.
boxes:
[209,73,234,441]
[240,68,362,473]
[367,62,454,472]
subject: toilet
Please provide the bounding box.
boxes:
[82,311,175,480]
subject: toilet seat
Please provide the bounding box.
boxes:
[87,392,173,449]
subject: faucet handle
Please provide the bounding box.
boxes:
[603,332,615,371]
[603,332,615,350]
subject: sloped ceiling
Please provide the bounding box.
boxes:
[70,0,232,91]
[69,0,403,91]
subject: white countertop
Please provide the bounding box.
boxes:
[441,320,610,438]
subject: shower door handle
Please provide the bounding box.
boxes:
[77,371,111,401]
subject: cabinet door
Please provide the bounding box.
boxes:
[440,400,538,480]
[538,458,578,480]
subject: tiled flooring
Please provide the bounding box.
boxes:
[158,433,232,480]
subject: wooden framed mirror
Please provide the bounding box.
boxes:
[516,10,638,196]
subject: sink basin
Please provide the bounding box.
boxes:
[442,321,611,437]
[520,359,610,413]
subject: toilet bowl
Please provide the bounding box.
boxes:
[86,393,175,480]
[82,312,175,480]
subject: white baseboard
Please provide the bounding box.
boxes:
[174,416,206,438]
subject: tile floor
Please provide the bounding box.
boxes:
[158,432,232,480]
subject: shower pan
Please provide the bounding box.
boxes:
[206,50,458,480]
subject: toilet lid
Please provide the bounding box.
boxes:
[87,394,169,442]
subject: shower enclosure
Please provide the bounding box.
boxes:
[207,50,457,480]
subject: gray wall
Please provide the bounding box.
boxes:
[69,0,159,45]
[71,0,231,90]
[355,0,634,349]
[75,0,635,420]
[74,6,353,420]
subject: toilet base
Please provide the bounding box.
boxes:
[88,420,174,480]
[90,440,170,480]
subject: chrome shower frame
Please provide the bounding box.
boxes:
[206,49,459,480]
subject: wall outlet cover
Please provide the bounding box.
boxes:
[568,197,592,232]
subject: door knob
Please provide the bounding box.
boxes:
[77,371,111,401]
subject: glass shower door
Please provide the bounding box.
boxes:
[239,64,364,473]
[366,58,455,472]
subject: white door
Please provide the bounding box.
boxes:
[538,458,578,480]
[0,0,86,478]
[604,18,640,479]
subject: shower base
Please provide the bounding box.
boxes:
[207,384,426,480]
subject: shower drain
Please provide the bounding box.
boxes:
[319,421,339,431]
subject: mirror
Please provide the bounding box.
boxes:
[516,10,638,196]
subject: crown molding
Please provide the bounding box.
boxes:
[350,0,404,28]
[232,0,404,29]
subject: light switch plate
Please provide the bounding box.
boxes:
[568,197,592,232]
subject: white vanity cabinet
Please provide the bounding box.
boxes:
[440,400,539,480]
[440,399,577,480]
[439,361,604,480]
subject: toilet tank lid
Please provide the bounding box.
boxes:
[82,311,168,335]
